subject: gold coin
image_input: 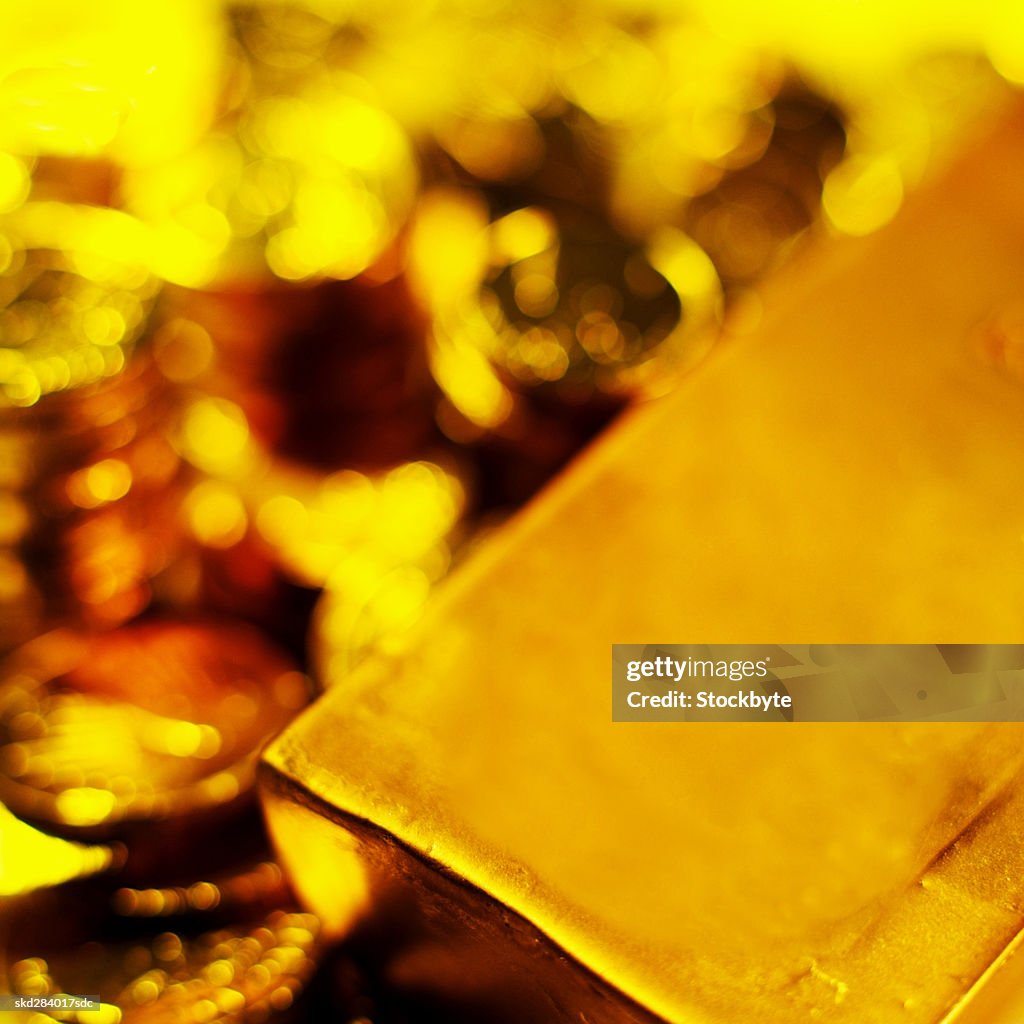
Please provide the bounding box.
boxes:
[0,622,311,831]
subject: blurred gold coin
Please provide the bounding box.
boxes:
[0,621,310,831]
[0,205,159,410]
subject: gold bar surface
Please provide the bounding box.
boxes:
[262,99,1024,1024]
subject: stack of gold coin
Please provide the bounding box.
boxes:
[0,206,191,650]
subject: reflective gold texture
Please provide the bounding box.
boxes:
[0,801,116,896]
[261,790,370,941]
[266,101,1024,1024]
[948,926,1024,1024]
[0,622,308,829]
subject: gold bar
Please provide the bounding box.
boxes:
[262,98,1024,1024]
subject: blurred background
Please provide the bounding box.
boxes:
[1,1,1023,1020]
